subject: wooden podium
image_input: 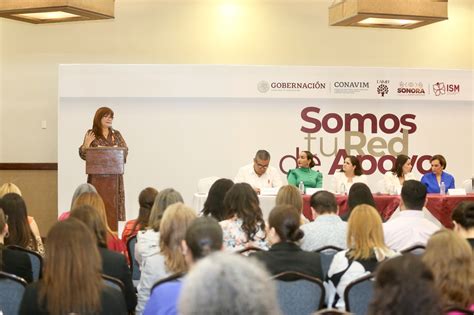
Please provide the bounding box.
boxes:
[85,147,126,231]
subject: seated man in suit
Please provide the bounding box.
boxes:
[234,149,283,194]
[383,180,440,251]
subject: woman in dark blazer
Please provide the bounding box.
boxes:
[0,208,32,282]
[70,205,137,313]
[250,205,323,280]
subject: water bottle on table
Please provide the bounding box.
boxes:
[299,181,305,194]
[440,181,446,195]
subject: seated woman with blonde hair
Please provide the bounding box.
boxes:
[423,229,474,313]
[72,192,126,254]
[0,182,42,242]
[275,185,309,224]
[136,202,197,315]
[326,204,397,310]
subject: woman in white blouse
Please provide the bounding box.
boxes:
[332,155,367,193]
[383,154,417,194]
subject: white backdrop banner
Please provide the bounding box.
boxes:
[58,65,473,219]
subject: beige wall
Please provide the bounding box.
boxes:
[0,0,473,162]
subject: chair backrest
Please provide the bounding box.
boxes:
[102,274,125,293]
[344,273,375,315]
[236,246,264,255]
[0,271,27,315]
[151,272,184,292]
[272,271,325,315]
[197,176,220,194]
[126,235,140,282]
[315,246,343,276]
[7,245,43,280]
[400,244,426,255]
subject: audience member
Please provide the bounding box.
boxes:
[383,154,418,194]
[383,180,439,251]
[122,187,159,243]
[300,191,347,251]
[331,155,367,194]
[135,188,183,266]
[452,201,474,248]
[0,183,42,245]
[341,182,376,221]
[420,154,455,193]
[72,192,126,254]
[0,207,32,282]
[179,252,281,315]
[251,205,323,280]
[136,203,196,315]
[275,185,308,224]
[219,183,268,251]
[201,178,234,221]
[143,216,223,315]
[58,183,97,221]
[423,230,474,312]
[368,254,443,315]
[287,150,323,189]
[326,205,397,310]
[70,205,137,313]
[19,219,127,315]
[0,193,44,256]
[234,149,283,194]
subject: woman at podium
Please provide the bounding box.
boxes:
[79,107,128,221]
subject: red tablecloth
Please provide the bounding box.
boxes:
[302,193,474,228]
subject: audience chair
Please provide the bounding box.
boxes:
[400,244,426,255]
[271,271,325,315]
[444,306,474,315]
[197,176,220,194]
[102,274,125,293]
[343,273,375,315]
[126,235,140,286]
[151,272,185,292]
[315,245,343,276]
[0,271,27,315]
[237,246,264,255]
[7,244,43,280]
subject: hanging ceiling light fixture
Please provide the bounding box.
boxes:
[0,0,115,24]
[329,0,448,30]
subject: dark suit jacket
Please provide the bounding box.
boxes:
[250,242,323,280]
[2,247,33,283]
[99,246,137,312]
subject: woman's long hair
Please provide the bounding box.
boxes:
[131,187,159,232]
[0,182,22,198]
[70,205,108,248]
[223,183,266,241]
[69,183,97,210]
[275,185,303,214]
[0,193,37,251]
[390,154,410,178]
[347,205,388,260]
[39,219,102,315]
[423,229,474,309]
[72,192,115,236]
[148,188,184,232]
[159,203,197,273]
[201,179,234,221]
[92,107,114,140]
[0,208,6,270]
